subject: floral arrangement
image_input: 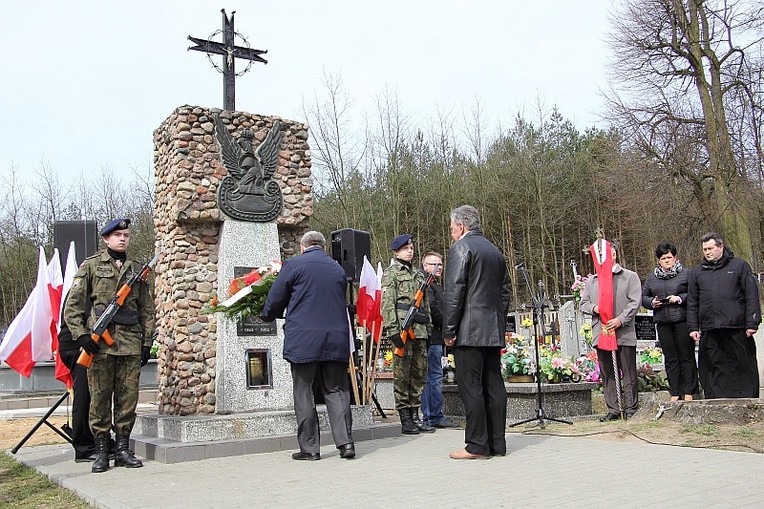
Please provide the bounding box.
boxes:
[571,274,590,302]
[377,350,394,372]
[637,362,669,392]
[442,353,456,382]
[520,317,533,328]
[501,332,534,377]
[204,261,282,321]
[149,336,160,359]
[580,322,593,345]
[573,350,600,383]
[639,346,663,365]
[538,344,575,383]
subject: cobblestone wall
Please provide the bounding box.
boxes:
[153,105,312,415]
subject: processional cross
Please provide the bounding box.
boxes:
[188,9,268,111]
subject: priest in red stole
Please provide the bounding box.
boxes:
[580,239,642,421]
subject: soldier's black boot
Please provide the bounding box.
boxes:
[410,407,436,433]
[399,408,419,435]
[114,434,143,468]
[91,436,110,473]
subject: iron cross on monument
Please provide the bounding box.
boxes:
[188,9,268,111]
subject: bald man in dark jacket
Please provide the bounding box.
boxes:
[261,231,355,460]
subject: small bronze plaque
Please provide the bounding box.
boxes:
[246,349,272,389]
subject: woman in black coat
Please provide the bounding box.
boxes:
[642,243,699,401]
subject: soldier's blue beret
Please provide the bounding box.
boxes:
[390,234,413,251]
[100,218,131,236]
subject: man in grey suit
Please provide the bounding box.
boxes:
[261,231,355,460]
[442,205,510,459]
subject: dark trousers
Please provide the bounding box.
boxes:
[59,349,95,457]
[656,321,698,396]
[597,345,638,413]
[453,346,507,456]
[291,361,353,454]
[699,329,759,398]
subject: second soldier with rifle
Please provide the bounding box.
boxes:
[381,234,436,435]
[64,218,156,473]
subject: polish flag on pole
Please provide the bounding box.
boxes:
[0,247,55,375]
[356,256,383,342]
[47,248,63,333]
[52,243,77,388]
[60,242,78,323]
[0,246,72,387]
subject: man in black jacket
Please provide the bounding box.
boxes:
[420,251,455,429]
[687,232,761,398]
[443,205,510,459]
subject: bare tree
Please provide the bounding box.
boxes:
[607,0,764,262]
[302,70,365,226]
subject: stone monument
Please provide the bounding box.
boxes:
[133,106,390,463]
[151,106,312,416]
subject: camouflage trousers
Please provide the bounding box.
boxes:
[87,353,141,437]
[393,337,428,410]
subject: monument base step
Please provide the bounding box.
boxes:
[131,421,400,464]
[132,404,402,463]
[135,404,373,442]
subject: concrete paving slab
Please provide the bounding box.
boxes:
[6,428,764,509]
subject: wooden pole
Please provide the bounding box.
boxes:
[359,321,367,404]
[366,324,381,404]
[349,354,361,405]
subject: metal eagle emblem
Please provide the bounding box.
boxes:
[214,113,283,222]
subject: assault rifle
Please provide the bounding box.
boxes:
[393,272,435,357]
[77,252,160,368]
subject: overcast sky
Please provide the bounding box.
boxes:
[1,1,614,181]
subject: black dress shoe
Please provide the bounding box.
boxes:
[74,453,96,463]
[599,412,622,422]
[624,410,637,420]
[339,443,355,459]
[291,451,321,461]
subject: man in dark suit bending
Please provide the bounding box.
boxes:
[261,231,355,460]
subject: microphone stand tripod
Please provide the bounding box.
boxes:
[509,264,572,429]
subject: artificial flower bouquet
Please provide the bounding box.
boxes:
[204,260,282,321]
[501,332,534,377]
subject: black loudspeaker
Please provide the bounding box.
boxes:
[331,229,371,282]
[53,220,99,267]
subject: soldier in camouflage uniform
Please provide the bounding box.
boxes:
[64,218,156,473]
[381,234,435,435]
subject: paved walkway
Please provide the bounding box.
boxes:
[6,426,764,508]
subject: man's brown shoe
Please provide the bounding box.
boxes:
[449,448,489,460]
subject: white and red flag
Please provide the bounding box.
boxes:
[356,256,383,342]
[0,246,72,387]
[589,239,618,351]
